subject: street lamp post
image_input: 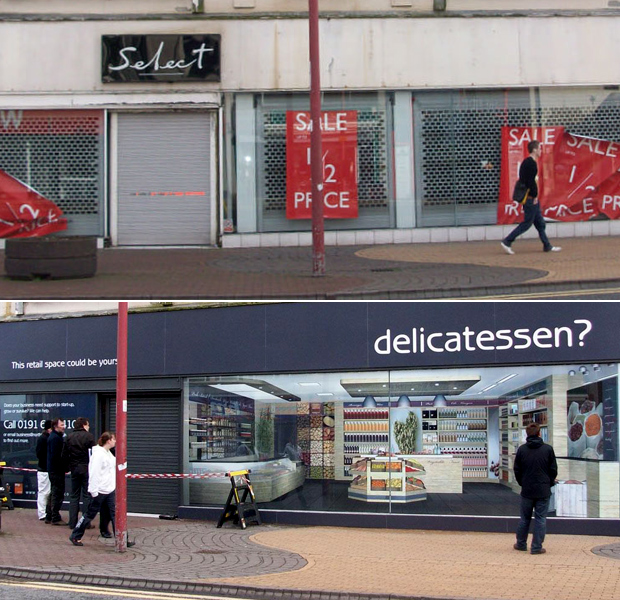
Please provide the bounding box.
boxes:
[309,0,325,276]
[115,302,128,552]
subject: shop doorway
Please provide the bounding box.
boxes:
[115,112,216,245]
[103,392,182,515]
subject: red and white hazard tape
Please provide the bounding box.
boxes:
[0,466,38,473]
[126,472,226,479]
[1,466,226,479]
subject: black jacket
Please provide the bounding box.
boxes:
[514,435,558,499]
[47,429,65,474]
[35,431,50,472]
[518,156,538,199]
[62,427,96,473]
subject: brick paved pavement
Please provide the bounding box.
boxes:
[0,509,305,581]
[1,508,620,600]
[1,235,618,299]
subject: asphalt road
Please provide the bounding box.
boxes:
[0,580,256,600]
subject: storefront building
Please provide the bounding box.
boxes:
[1,3,620,246]
[1,302,619,534]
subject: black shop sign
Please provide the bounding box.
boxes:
[102,34,221,83]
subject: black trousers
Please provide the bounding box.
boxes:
[69,466,91,529]
[70,491,115,542]
[48,472,66,523]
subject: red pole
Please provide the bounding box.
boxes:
[309,0,325,276]
[115,302,128,552]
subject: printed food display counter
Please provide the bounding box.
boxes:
[189,458,305,504]
[348,455,463,503]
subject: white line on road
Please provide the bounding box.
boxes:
[444,287,620,300]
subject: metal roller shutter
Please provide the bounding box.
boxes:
[108,395,181,515]
[116,112,215,245]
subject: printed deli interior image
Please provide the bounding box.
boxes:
[187,363,619,518]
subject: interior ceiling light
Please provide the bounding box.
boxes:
[316,392,334,397]
[433,394,448,407]
[341,376,480,398]
[298,382,321,387]
[568,369,576,376]
[496,373,518,385]
[362,395,377,408]
[205,377,301,402]
[397,395,411,407]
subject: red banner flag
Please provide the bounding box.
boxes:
[0,169,68,237]
[497,127,620,224]
[286,110,358,219]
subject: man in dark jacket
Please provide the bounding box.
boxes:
[47,418,67,525]
[513,422,558,555]
[35,420,53,523]
[62,417,96,529]
[501,140,561,255]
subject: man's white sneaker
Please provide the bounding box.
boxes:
[545,246,562,252]
[501,242,515,255]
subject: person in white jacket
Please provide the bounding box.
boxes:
[69,432,126,547]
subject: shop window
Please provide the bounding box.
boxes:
[413,87,620,227]
[253,92,394,232]
[0,109,105,236]
[185,365,620,519]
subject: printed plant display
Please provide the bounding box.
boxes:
[393,412,418,454]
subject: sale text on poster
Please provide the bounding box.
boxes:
[498,127,620,224]
[286,111,359,219]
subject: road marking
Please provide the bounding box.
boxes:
[444,286,620,300]
[0,580,255,600]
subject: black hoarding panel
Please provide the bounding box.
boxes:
[163,305,267,375]
[1,303,620,383]
[264,302,369,372]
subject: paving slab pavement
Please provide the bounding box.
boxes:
[1,235,619,299]
[1,508,620,600]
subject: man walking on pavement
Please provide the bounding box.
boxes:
[513,422,558,555]
[501,140,562,255]
[62,417,96,529]
[47,417,67,525]
[35,420,52,523]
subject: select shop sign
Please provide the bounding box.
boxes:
[102,34,221,83]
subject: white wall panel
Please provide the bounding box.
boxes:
[0,17,619,94]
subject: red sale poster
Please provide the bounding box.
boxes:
[0,169,67,237]
[286,110,358,219]
[497,127,620,224]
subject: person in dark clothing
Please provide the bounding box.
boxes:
[35,420,53,523]
[62,417,96,529]
[47,418,67,525]
[513,422,558,555]
[501,140,562,255]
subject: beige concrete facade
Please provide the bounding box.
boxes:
[0,1,614,16]
[2,13,620,96]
